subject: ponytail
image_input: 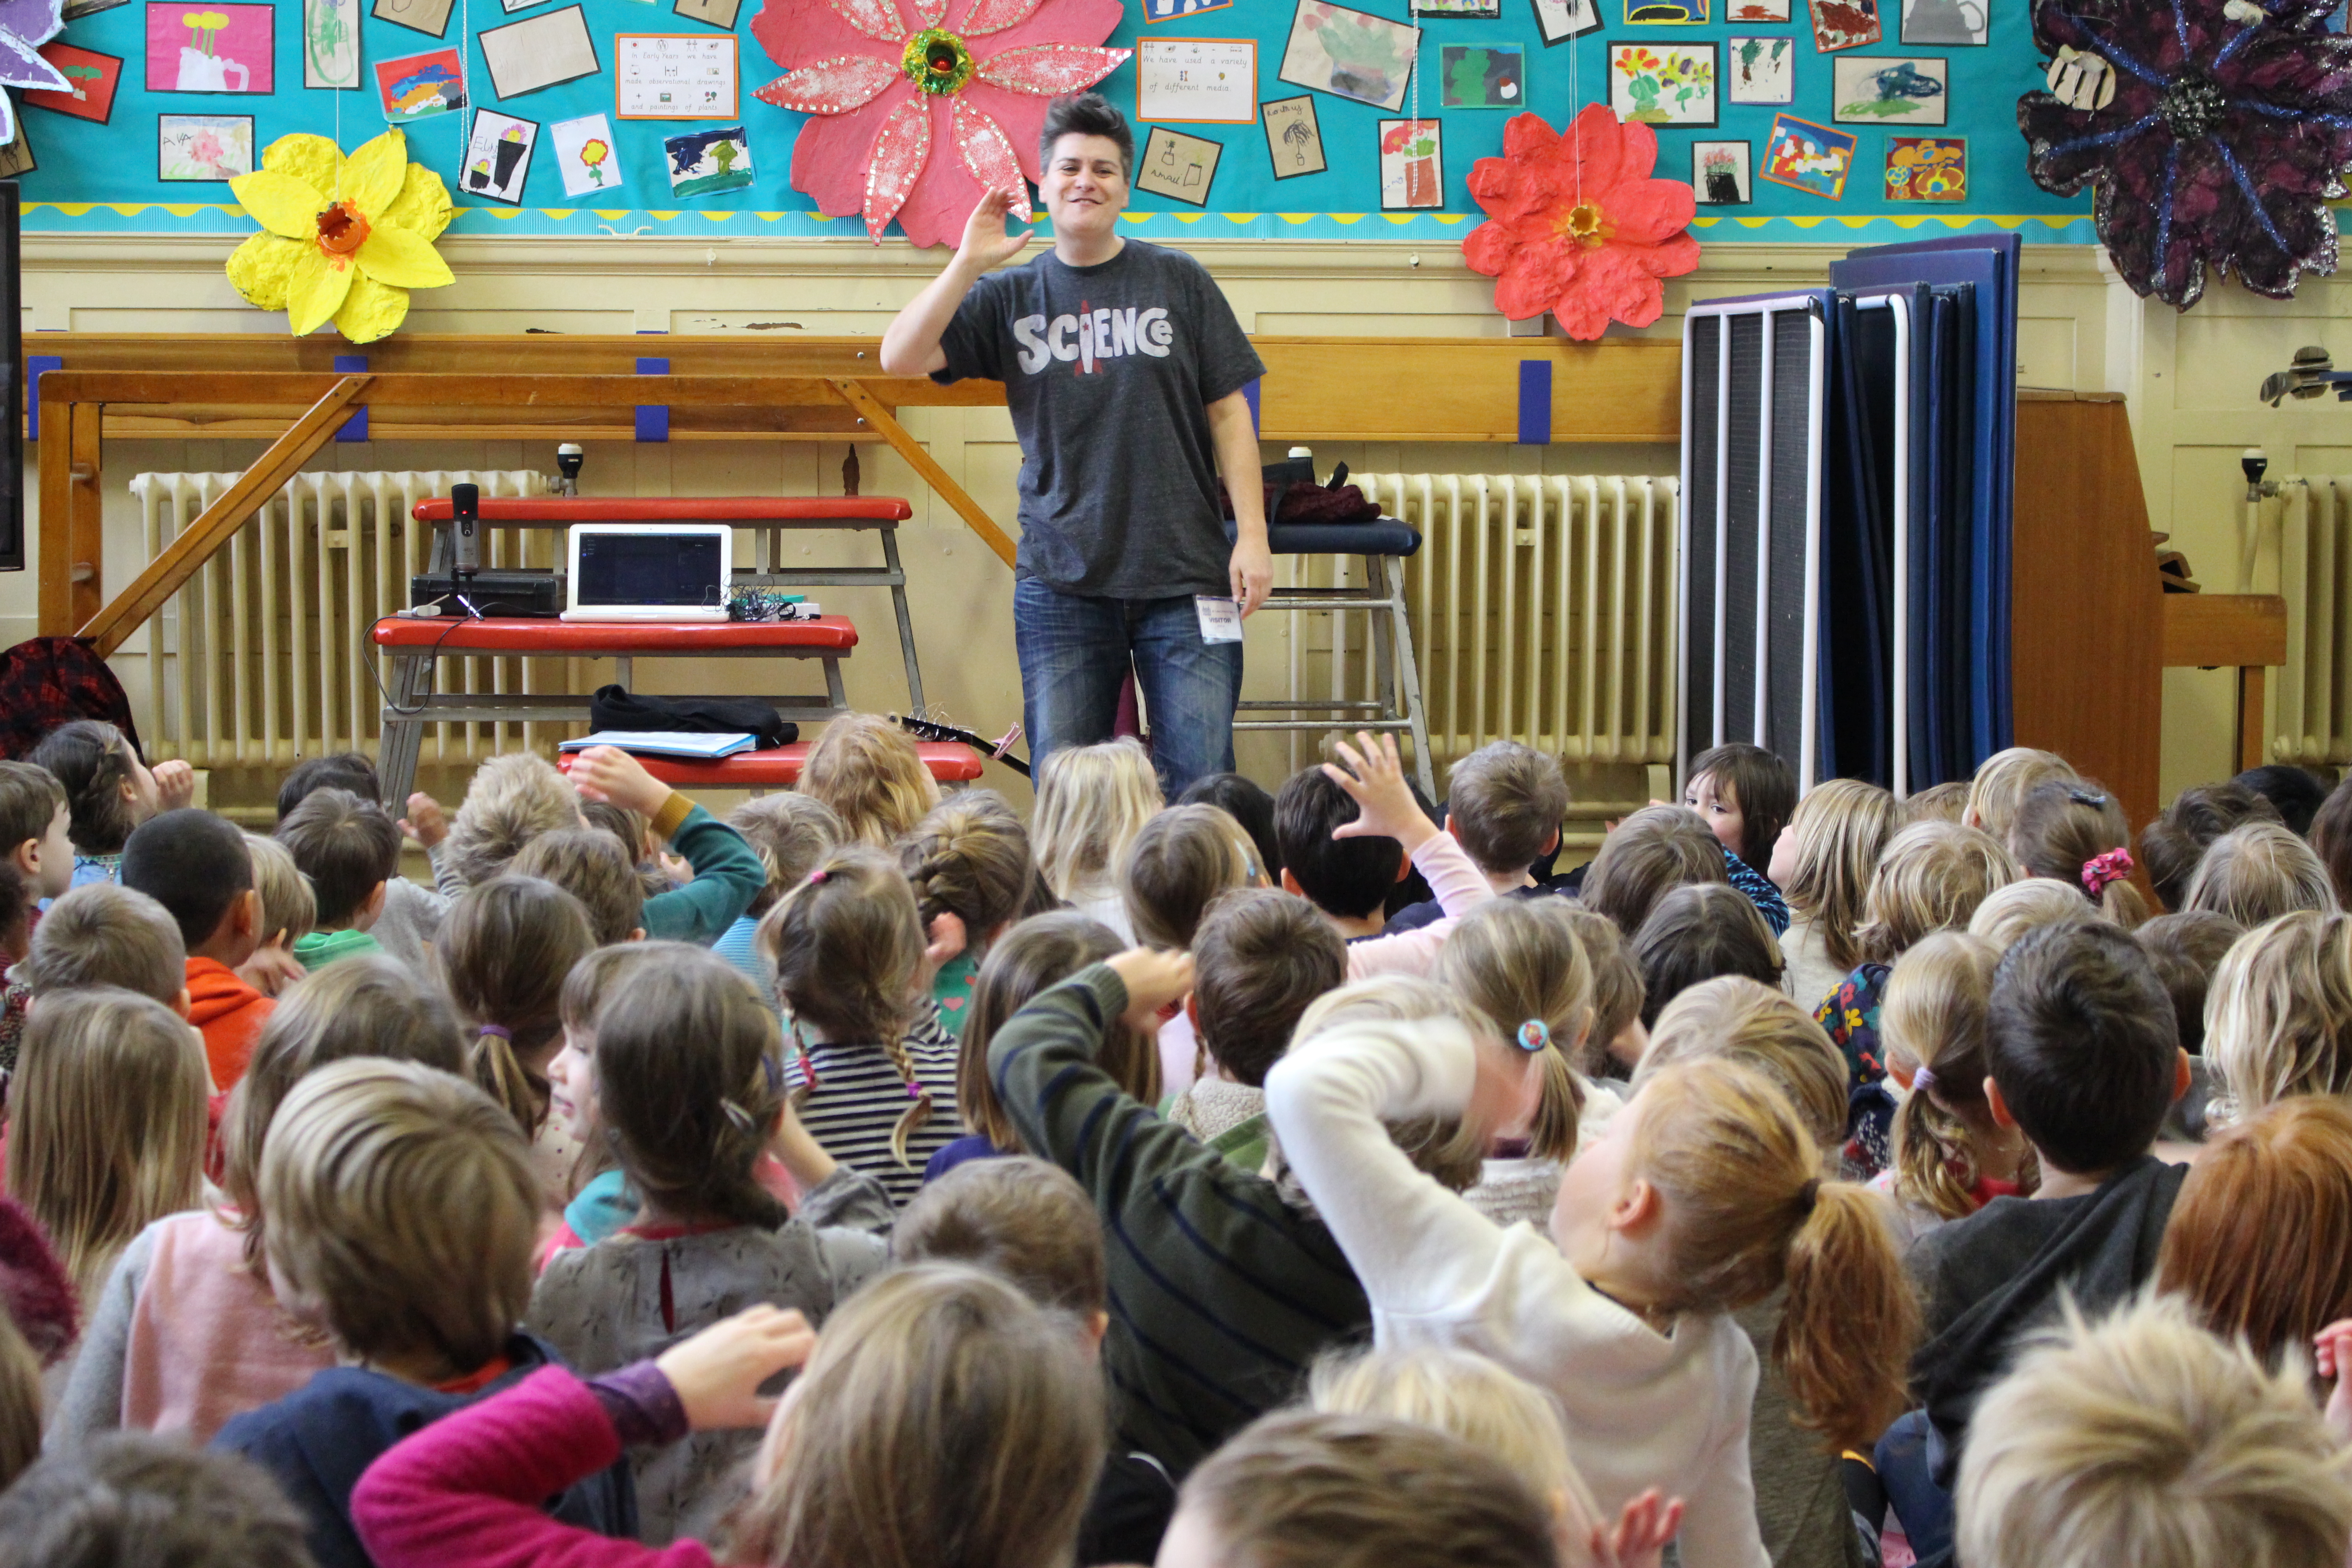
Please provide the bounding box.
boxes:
[1778,1181,1920,1450]
[439,874,592,1138]
[468,1024,544,1137]
[1524,1044,1583,1163]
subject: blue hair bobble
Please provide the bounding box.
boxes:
[1516,1019,1551,1054]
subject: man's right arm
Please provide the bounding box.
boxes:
[879,188,1032,376]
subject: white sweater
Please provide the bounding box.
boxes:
[1264,1019,1770,1568]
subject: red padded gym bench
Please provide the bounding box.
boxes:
[558,740,984,791]
[410,495,927,710]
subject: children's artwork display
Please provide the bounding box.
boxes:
[479,5,600,98]
[24,42,119,122]
[1900,0,1983,45]
[615,31,736,118]
[1378,117,1440,208]
[461,107,538,201]
[157,108,250,176]
[1261,93,1325,176]
[1693,137,1748,202]
[550,110,620,195]
[374,45,462,119]
[1136,124,1220,203]
[1609,43,1715,125]
[303,0,361,87]
[370,0,453,39]
[1414,0,1500,16]
[1278,1,1420,113]
[1136,36,1254,122]
[1808,0,1881,52]
[145,3,271,93]
[1832,55,1947,123]
[1623,0,1704,22]
[1725,36,1791,102]
[663,122,750,195]
[1759,111,1854,196]
[1529,0,1600,42]
[1725,0,1786,18]
[0,121,33,174]
[1143,0,1232,18]
[671,0,740,23]
[1884,132,1962,199]
[1440,43,1523,108]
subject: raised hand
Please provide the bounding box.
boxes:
[1322,732,1437,855]
[1587,1488,1684,1568]
[152,759,197,812]
[398,791,448,849]
[655,1305,818,1431]
[958,188,1035,272]
[567,745,671,817]
[1105,946,1195,1033]
[2315,1319,2352,1445]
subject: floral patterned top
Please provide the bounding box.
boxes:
[1815,961,1894,1177]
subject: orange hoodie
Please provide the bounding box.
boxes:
[185,957,272,1092]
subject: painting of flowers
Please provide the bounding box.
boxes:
[158,110,252,179]
[1608,43,1715,126]
[1759,111,1855,197]
[1885,133,1963,200]
[1276,0,1422,113]
[1378,117,1441,208]
[144,2,272,93]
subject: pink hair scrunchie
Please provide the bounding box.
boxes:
[2082,848,2134,897]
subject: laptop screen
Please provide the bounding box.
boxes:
[576,531,725,607]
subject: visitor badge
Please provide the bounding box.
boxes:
[1195,595,1244,643]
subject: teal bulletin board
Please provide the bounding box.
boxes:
[9,0,2109,241]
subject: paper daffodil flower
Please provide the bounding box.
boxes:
[225,128,455,344]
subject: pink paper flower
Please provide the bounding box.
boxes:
[1461,105,1701,340]
[753,0,1129,246]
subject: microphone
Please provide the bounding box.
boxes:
[451,482,480,583]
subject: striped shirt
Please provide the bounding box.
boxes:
[797,1005,960,1210]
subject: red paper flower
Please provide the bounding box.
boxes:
[1461,105,1701,340]
[753,0,1129,245]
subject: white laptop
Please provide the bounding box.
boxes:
[562,523,732,623]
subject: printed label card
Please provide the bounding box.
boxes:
[664,124,752,196]
[146,4,273,93]
[23,43,122,122]
[304,0,361,87]
[1377,117,1441,209]
[1726,36,1793,102]
[1809,0,1882,52]
[551,111,623,196]
[1278,1,1421,113]
[1759,112,1855,197]
[461,108,539,203]
[1885,133,1964,198]
[1135,125,1222,204]
[1261,93,1325,176]
[479,6,601,98]
[1440,43,1523,106]
[158,111,251,178]
[1692,138,1749,202]
[1530,0,1600,44]
[1137,37,1255,122]
[1901,0,1985,44]
[375,46,465,121]
[1831,54,1947,123]
[371,0,452,39]
[1609,43,1715,125]
[617,33,739,119]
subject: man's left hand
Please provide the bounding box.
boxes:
[1230,534,1273,617]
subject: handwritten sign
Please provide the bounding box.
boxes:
[1136,37,1255,123]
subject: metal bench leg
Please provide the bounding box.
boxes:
[1382,555,1436,800]
[823,657,848,710]
[879,528,926,714]
[377,652,430,806]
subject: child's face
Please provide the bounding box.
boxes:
[1766,813,1800,887]
[548,1025,600,1143]
[24,801,72,898]
[122,751,162,826]
[1549,1082,1643,1273]
[1683,771,1745,861]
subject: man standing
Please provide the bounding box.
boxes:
[881,92,1271,798]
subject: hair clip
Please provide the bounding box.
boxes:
[760,1054,784,1095]
[720,1098,756,1134]
[2066,788,2110,808]
[808,868,829,884]
[1516,1019,1551,1054]
[476,1023,512,1041]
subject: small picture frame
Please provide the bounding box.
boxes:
[664,124,753,196]
[1142,0,1234,17]
[371,0,454,39]
[1531,0,1602,40]
[22,43,122,124]
[1261,94,1326,178]
[1622,0,1705,23]
[1692,138,1749,203]
[1378,117,1442,209]
[1759,112,1857,199]
[1439,43,1525,107]
[1901,0,1985,45]
[1725,36,1793,103]
[1724,0,1787,18]
[672,0,743,25]
[1136,37,1257,124]
[1808,0,1882,53]
[615,33,739,120]
[1832,54,1948,125]
[1608,41,1717,126]
[1885,133,1965,200]
[144,2,274,93]
[157,110,253,180]
[0,119,35,177]
[460,108,539,204]
[1135,125,1223,205]
[375,46,466,121]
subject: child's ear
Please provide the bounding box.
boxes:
[2171,1047,2192,1106]
[1279,867,1304,899]
[1610,1176,1661,1238]
[1984,1075,2019,1130]
[630,926,647,942]
[230,887,261,940]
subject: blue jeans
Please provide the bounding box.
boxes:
[1874,1410,1954,1565]
[1014,578,1243,800]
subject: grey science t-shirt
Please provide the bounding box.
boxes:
[934,239,1265,601]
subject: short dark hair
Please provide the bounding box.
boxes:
[2142,783,2280,912]
[0,1432,316,1568]
[2135,910,2245,1055]
[1580,804,1729,936]
[121,808,254,951]
[28,720,141,855]
[1178,772,1281,883]
[1632,882,1782,1029]
[1445,742,1568,877]
[1686,742,1798,870]
[1193,887,1346,1086]
[0,761,65,858]
[1987,922,2179,1175]
[1039,92,1133,177]
[274,788,402,927]
[1276,765,1401,920]
[275,753,381,822]
[2232,764,2329,838]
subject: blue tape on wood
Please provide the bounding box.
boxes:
[25,354,59,441]
[636,356,670,443]
[333,354,368,442]
[1518,359,1552,446]
[1242,377,1260,435]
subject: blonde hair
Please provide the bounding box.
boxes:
[1882,933,2027,1221]
[510,829,642,945]
[1955,1296,2352,1568]
[729,792,844,918]
[2205,910,2352,1123]
[898,790,1034,953]
[2009,779,2149,928]
[1782,779,1900,971]
[1965,746,2078,843]
[23,882,183,1004]
[732,1264,1106,1568]
[2184,821,2339,929]
[1123,803,1257,951]
[442,751,578,888]
[438,875,596,1137]
[241,832,315,946]
[1558,904,1644,1073]
[5,987,207,1301]
[1031,738,1163,900]
[761,844,933,1165]
[1636,975,1847,1147]
[1445,742,1570,876]
[1903,780,1969,824]
[1435,898,1591,1161]
[800,713,941,849]
[1286,977,1500,1193]
[1855,820,2019,963]
[1968,876,2106,954]
[1627,1058,1920,1449]
[260,1057,538,1375]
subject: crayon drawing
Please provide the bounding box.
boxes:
[1261,94,1325,178]
[1885,134,1964,200]
[664,124,752,197]
[1378,118,1441,209]
[145,3,273,93]
[157,111,251,179]
[461,108,539,203]
[1726,37,1792,104]
[551,111,622,197]
[1832,55,1947,123]
[1759,112,1855,198]
[374,45,464,120]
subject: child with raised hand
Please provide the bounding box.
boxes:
[1383,740,1570,935]
[1032,737,1164,941]
[1872,933,2027,1241]
[799,710,942,849]
[2007,778,2149,927]
[564,745,767,945]
[438,875,596,1193]
[717,793,842,1004]
[528,944,891,1546]
[1262,972,1917,1568]
[27,719,194,891]
[274,751,450,975]
[214,1058,635,1568]
[1769,777,1898,1013]
[353,1268,1106,1568]
[2183,818,2339,927]
[760,845,962,1207]
[1683,742,1797,896]
[898,789,1034,1034]
[2203,908,2352,1123]
[50,957,466,1449]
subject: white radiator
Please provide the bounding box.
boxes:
[131,469,552,770]
[1280,473,1677,774]
[2275,475,2352,767]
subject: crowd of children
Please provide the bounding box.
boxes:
[2,711,2352,1568]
